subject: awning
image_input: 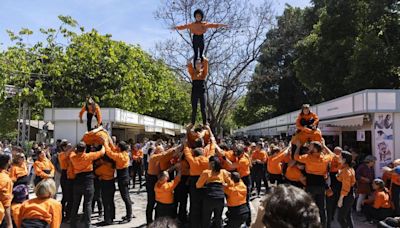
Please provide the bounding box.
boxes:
[319,115,365,127]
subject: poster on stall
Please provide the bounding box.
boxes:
[374,113,394,176]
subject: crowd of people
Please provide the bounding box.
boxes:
[0,104,399,228]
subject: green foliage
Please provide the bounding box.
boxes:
[0,15,190,133]
[235,1,400,127]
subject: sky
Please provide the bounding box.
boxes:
[0,0,310,51]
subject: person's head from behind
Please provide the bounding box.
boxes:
[117,141,129,152]
[35,179,57,199]
[301,104,311,115]
[209,156,221,172]
[148,217,178,228]
[256,142,263,151]
[0,154,10,170]
[231,172,241,183]
[364,155,377,168]
[12,153,25,165]
[260,185,321,228]
[193,147,204,157]
[233,144,245,157]
[76,141,86,153]
[340,151,353,167]
[158,171,169,184]
[270,146,280,155]
[13,184,29,204]
[372,178,385,191]
[193,9,204,22]
[309,141,323,155]
[193,137,205,149]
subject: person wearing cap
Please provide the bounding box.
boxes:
[33,149,55,186]
[10,184,28,227]
[355,155,376,212]
[17,179,61,228]
[69,141,105,228]
[79,96,102,131]
[362,178,393,223]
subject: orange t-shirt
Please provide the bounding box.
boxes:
[184,147,209,176]
[176,21,224,35]
[33,158,55,179]
[336,167,356,196]
[105,148,129,170]
[11,203,22,225]
[95,160,115,181]
[295,153,332,177]
[296,112,319,130]
[187,58,209,81]
[69,150,104,174]
[17,198,62,228]
[79,103,102,124]
[9,162,28,182]
[236,154,251,177]
[155,176,181,204]
[0,170,12,208]
[224,181,247,207]
[267,150,288,175]
[148,148,175,176]
[373,189,392,209]
[285,166,304,182]
[196,169,232,188]
[390,172,400,186]
[132,149,144,161]
[251,150,267,163]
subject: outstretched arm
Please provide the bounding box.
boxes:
[205,22,228,29]
[175,23,191,30]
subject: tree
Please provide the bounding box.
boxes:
[154,0,274,132]
[0,16,191,131]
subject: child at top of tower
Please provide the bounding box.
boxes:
[296,104,319,131]
[174,9,227,68]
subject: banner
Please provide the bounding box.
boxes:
[374,113,394,176]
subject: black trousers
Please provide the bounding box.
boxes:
[189,176,203,228]
[155,202,176,219]
[101,179,115,223]
[92,177,103,214]
[132,161,143,188]
[226,204,250,228]
[174,175,189,223]
[60,171,74,220]
[253,164,265,195]
[337,193,355,228]
[269,173,284,185]
[202,197,224,228]
[193,34,204,66]
[20,219,49,228]
[70,177,94,228]
[392,183,400,215]
[191,84,207,125]
[118,176,132,218]
[307,185,327,228]
[87,113,101,131]
[241,175,252,226]
[146,174,158,224]
[327,172,340,228]
[363,204,394,221]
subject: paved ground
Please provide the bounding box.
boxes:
[38,182,376,228]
